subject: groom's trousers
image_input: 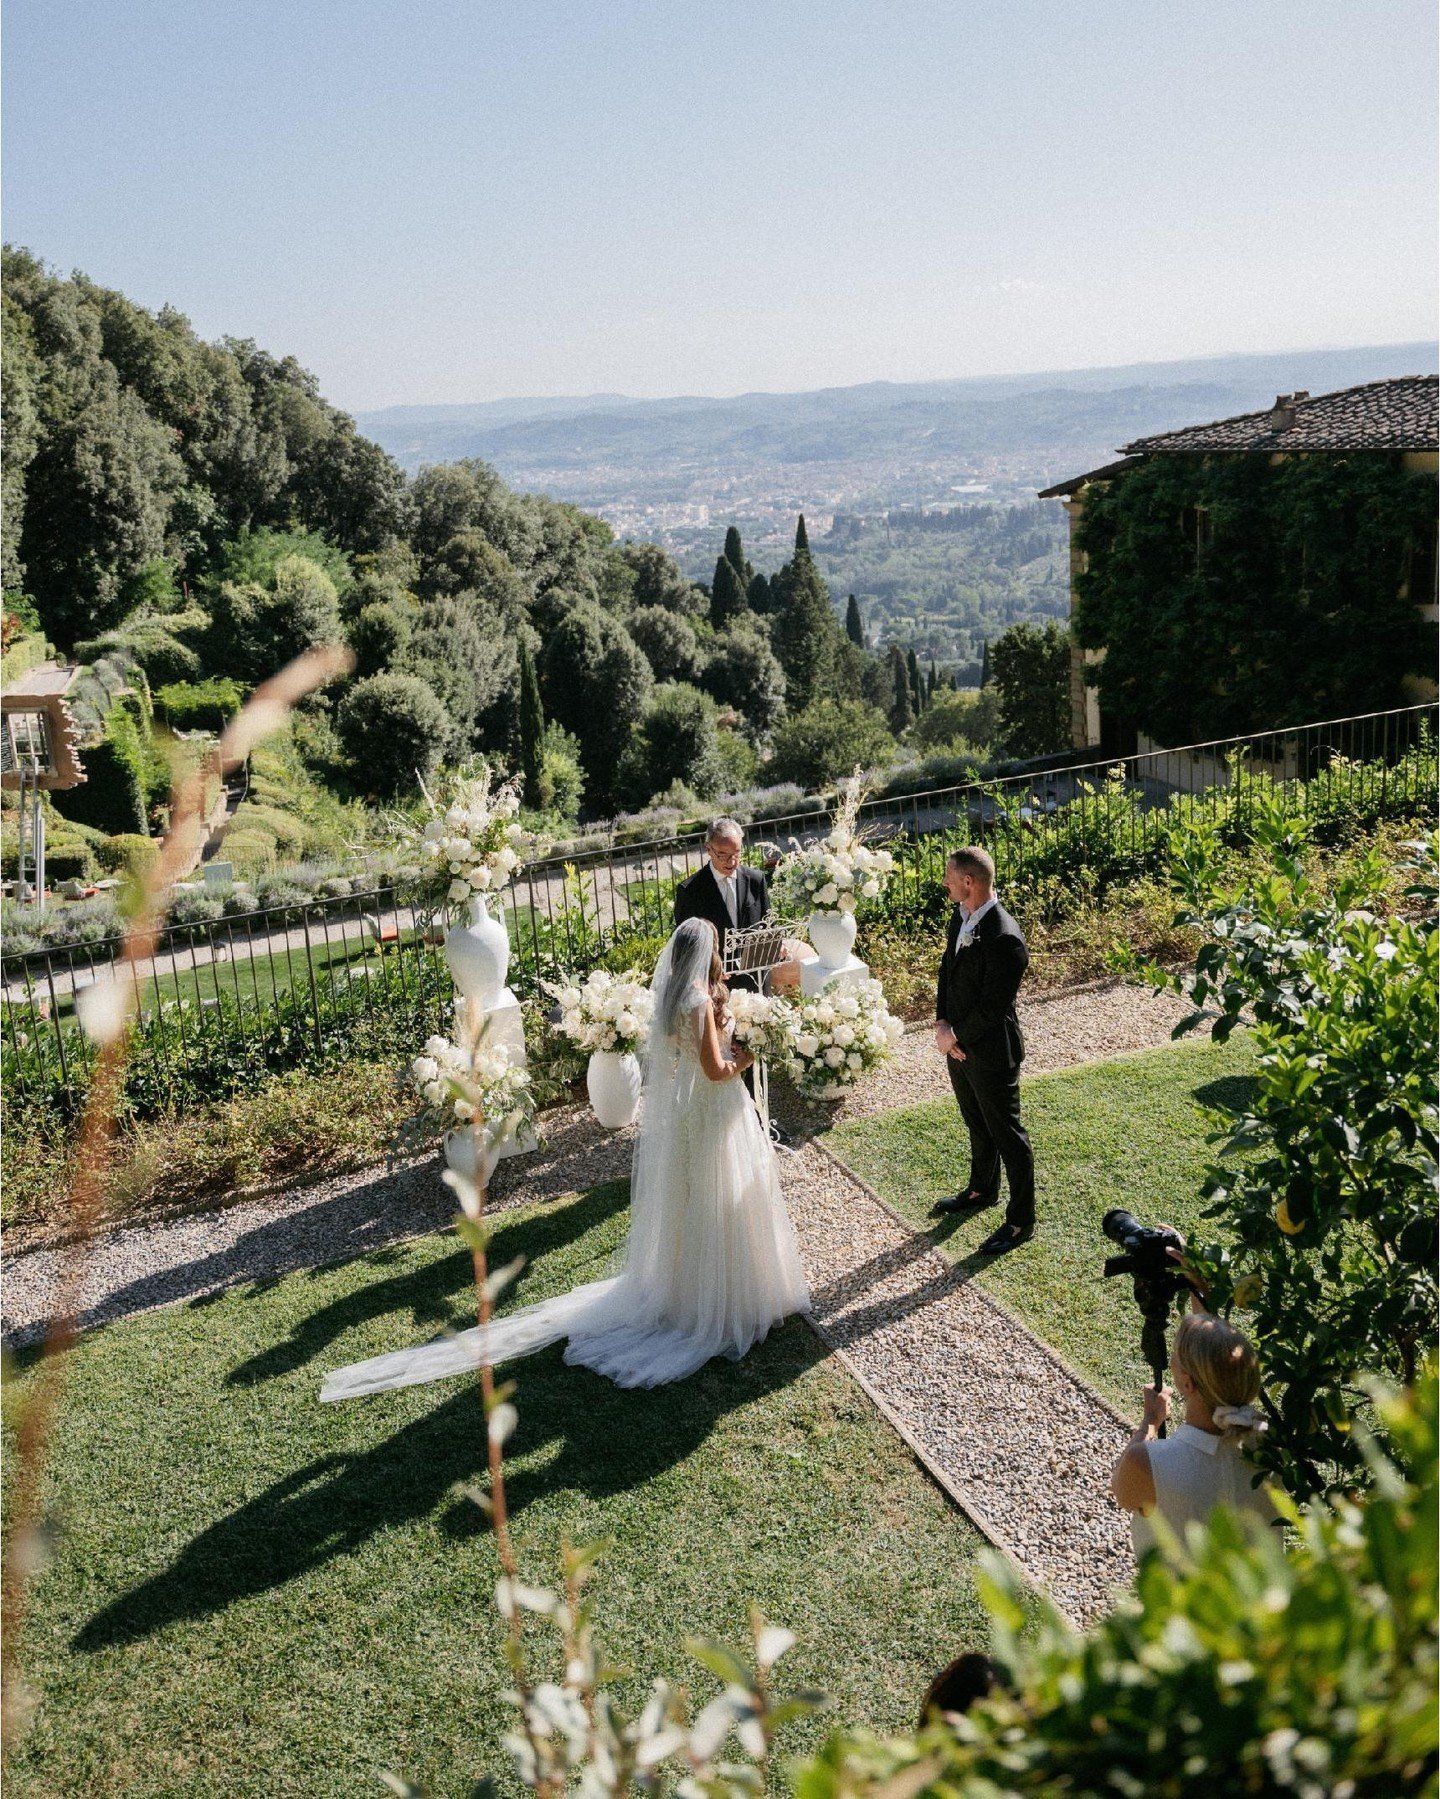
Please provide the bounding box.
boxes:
[947,1053,1034,1231]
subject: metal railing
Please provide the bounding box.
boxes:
[3,703,1434,1122]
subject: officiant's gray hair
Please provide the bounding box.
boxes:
[706,816,744,845]
[947,846,995,885]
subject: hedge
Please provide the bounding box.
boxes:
[52,718,149,838]
[154,678,244,733]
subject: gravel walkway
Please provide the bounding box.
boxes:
[3,976,1193,1623]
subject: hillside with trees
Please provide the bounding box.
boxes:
[3,249,1079,870]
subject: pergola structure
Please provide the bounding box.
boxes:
[2,662,88,907]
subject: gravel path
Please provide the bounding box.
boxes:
[3,976,1192,1622]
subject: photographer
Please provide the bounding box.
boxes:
[1109,1247,1276,1555]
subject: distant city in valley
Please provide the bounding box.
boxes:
[359,341,1437,665]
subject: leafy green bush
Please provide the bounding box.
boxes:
[52,711,150,837]
[97,832,161,878]
[335,670,450,800]
[795,1370,1437,1799]
[42,845,97,884]
[153,677,244,732]
[767,697,896,791]
[1137,812,1438,1499]
[220,826,278,875]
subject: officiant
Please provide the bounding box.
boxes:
[672,817,771,993]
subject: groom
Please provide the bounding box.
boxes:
[932,846,1035,1255]
[672,817,769,994]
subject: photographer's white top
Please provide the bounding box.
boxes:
[1131,1424,1278,1557]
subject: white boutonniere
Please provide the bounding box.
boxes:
[956,924,976,949]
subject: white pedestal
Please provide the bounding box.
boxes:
[800,954,870,996]
[461,985,535,1163]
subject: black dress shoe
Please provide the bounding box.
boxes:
[976,1222,1034,1255]
[932,1189,998,1216]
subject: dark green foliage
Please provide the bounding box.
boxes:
[539,604,653,814]
[906,646,923,713]
[747,571,773,615]
[795,513,809,552]
[334,671,449,800]
[53,711,150,837]
[153,678,244,733]
[887,645,914,734]
[615,540,704,618]
[1,294,41,592]
[990,619,1071,758]
[618,682,727,810]
[844,592,865,647]
[628,604,699,681]
[208,526,352,598]
[698,626,787,746]
[1074,452,1439,742]
[767,698,896,791]
[518,637,545,811]
[349,598,414,677]
[770,542,837,710]
[722,524,748,585]
[207,553,346,686]
[979,637,990,687]
[709,553,748,627]
[398,593,512,760]
[1142,817,1438,1498]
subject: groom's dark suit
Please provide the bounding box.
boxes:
[936,899,1034,1231]
[672,861,770,992]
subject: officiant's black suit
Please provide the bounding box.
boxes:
[936,901,1035,1231]
[672,862,770,992]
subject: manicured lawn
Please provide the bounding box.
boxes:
[8,1181,988,1798]
[829,1034,1257,1415]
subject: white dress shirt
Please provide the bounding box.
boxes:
[958,893,999,942]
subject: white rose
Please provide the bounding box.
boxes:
[422,1079,445,1104]
[823,1045,846,1068]
[835,995,859,1018]
[617,1011,637,1037]
[412,1055,440,1084]
[445,806,466,829]
[833,1024,855,1047]
[795,1032,820,1060]
[814,1002,835,1025]
[814,883,838,908]
[469,865,492,889]
[448,879,470,902]
[424,1035,450,1057]
[847,1052,863,1070]
[423,819,444,841]
[454,1098,476,1122]
[861,879,880,898]
[838,894,856,914]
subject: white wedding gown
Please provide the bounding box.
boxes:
[321,927,811,1400]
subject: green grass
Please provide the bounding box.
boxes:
[9,1180,989,1798]
[829,1034,1258,1414]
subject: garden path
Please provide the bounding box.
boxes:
[3,976,1194,1625]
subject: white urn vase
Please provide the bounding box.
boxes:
[443,1125,499,1190]
[445,892,509,1002]
[807,909,857,972]
[587,1049,643,1130]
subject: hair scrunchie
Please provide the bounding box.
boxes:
[1212,1402,1268,1441]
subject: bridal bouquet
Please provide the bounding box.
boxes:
[782,978,903,1098]
[406,1027,536,1138]
[416,764,528,911]
[727,987,793,1061]
[546,968,654,1057]
[772,773,896,919]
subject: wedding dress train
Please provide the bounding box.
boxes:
[320,921,810,1399]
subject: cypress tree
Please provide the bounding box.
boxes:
[748,571,772,614]
[710,553,748,627]
[723,525,748,586]
[907,646,923,713]
[926,660,937,701]
[518,636,545,810]
[771,541,836,710]
[979,638,991,688]
[844,592,865,647]
[794,514,809,553]
[887,644,914,734]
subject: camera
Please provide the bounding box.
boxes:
[1101,1209,1193,1428]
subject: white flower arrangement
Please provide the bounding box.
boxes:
[727,987,792,1061]
[772,772,895,920]
[417,764,528,913]
[780,978,903,1098]
[545,968,654,1058]
[406,1022,536,1140]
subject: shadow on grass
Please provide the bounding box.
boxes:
[75,1208,816,1654]
[225,1182,631,1386]
[1193,1072,1259,1116]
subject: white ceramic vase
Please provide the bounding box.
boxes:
[445,892,509,1002]
[587,1048,643,1130]
[443,1125,499,1190]
[807,909,857,971]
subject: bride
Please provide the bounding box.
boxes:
[321,918,811,1398]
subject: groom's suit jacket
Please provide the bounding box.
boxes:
[673,861,770,990]
[936,900,1028,1072]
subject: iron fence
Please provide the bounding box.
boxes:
[3,703,1435,1123]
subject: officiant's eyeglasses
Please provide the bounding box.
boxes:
[707,840,742,870]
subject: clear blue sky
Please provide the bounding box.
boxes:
[5,0,1435,411]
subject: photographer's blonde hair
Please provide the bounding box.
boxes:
[1173,1312,1267,1445]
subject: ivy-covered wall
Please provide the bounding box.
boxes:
[1072,452,1438,745]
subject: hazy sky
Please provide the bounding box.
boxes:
[5,0,1435,411]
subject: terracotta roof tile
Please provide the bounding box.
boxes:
[1121,375,1438,455]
